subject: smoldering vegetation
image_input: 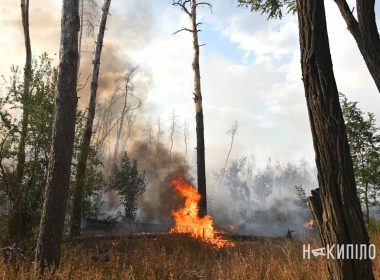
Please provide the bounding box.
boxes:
[210,157,317,237]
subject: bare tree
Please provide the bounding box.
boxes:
[70,0,112,237]
[168,109,179,173]
[78,0,99,74]
[156,116,163,165]
[143,116,154,157]
[120,111,136,155]
[172,0,211,217]
[10,0,32,240]
[183,119,190,165]
[35,0,80,273]
[219,121,238,188]
[113,67,140,163]
[297,0,373,278]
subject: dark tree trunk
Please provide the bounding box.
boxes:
[70,0,112,237]
[334,0,380,92]
[297,0,374,279]
[10,0,32,241]
[191,0,207,217]
[35,0,80,273]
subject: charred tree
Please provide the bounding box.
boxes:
[297,0,374,278]
[70,0,112,237]
[10,0,32,241]
[172,0,211,217]
[35,0,80,273]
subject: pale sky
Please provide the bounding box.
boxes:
[1,0,380,177]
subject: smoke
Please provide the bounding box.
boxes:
[118,139,194,226]
[209,158,317,237]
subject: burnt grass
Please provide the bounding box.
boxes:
[2,233,380,279]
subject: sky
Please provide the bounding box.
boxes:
[1,0,380,178]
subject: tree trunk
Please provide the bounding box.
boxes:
[334,0,380,92]
[297,0,374,279]
[35,0,80,273]
[191,0,207,217]
[10,0,32,241]
[70,0,112,237]
[113,87,128,163]
[365,181,370,223]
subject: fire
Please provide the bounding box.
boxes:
[304,219,315,230]
[169,177,234,248]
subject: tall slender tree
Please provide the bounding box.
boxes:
[219,121,238,188]
[35,0,80,273]
[70,0,112,237]
[297,0,373,278]
[9,0,32,241]
[172,0,211,217]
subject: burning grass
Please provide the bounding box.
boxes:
[2,234,380,279]
[2,233,375,280]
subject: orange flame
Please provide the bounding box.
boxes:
[304,219,315,230]
[169,177,234,248]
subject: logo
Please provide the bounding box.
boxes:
[303,244,376,260]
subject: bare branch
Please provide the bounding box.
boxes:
[173,27,193,35]
[77,73,92,92]
[172,0,192,17]
[196,2,213,13]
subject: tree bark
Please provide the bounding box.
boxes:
[191,0,207,217]
[70,0,112,237]
[10,0,32,240]
[333,0,380,92]
[35,0,80,273]
[297,0,374,279]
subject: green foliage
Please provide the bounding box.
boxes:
[294,185,307,207]
[110,153,146,221]
[341,93,380,221]
[365,217,380,235]
[238,0,296,19]
[0,54,107,244]
[0,54,57,244]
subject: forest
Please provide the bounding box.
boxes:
[1,0,380,279]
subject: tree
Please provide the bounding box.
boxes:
[168,109,179,173]
[70,0,112,237]
[219,121,238,188]
[296,0,373,278]
[183,119,190,165]
[110,153,146,221]
[112,67,140,163]
[9,0,33,241]
[239,0,380,93]
[341,94,380,223]
[0,55,57,244]
[253,159,273,200]
[221,156,253,202]
[35,0,80,273]
[172,0,212,217]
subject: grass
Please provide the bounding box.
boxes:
[1,233,380,280]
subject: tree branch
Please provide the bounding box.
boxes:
[173,27,193,35]
[172,0,192,17]
[196,2,213,13]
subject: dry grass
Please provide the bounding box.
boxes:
[1,233,380,280]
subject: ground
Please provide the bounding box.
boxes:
[1,233,380,279]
